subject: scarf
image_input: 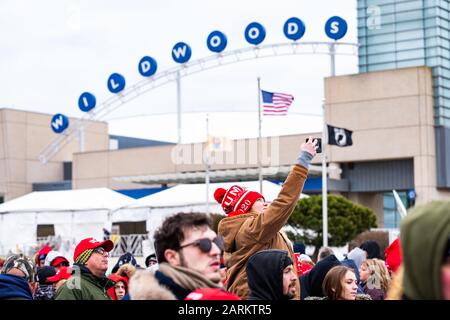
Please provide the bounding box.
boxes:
[158,262,221,291]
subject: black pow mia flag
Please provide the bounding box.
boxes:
[327,124,353,147]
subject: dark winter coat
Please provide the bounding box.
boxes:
[55,264,114,300]
[0,274,33,300]
[247,250,293,300]
[300,254,341,299]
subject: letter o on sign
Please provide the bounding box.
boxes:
[325,16,348,40]
[207,31,227,53]
[245,22,266,45]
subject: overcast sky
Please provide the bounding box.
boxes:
[1,0,358,143]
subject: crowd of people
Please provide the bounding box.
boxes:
[0,137,449,300]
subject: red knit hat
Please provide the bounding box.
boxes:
[214,185,264,215]
[185,288,241,300]
[384,237,402,273]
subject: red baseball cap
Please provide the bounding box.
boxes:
[73,237,114,262]
[185,288,241,300]
[50,256,70,267]
[35,245,52,264]
[47,266,72,283]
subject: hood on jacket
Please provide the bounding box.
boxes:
[107,274,128,300]
[360,240,382,260]
[44,250,68,267]
[128,270,176,300]
[246,249,293,300]
[0,274,33,300]
[400,200,450,300]
[300,254,341,299]
[346,247,367,270]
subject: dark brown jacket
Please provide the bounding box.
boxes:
[218,164,308,299]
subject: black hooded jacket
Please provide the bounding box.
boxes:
[246,249,293,300]
[360,240,382,259]
[300,254,341,299]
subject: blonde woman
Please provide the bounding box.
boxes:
[359,258,391,300]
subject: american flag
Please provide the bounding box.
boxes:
[261,90,294,115]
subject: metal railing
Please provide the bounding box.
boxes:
[110,234,149,257]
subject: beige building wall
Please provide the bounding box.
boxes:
[0,108,109,201]
[325,66,450,217]
[72,134,324,189]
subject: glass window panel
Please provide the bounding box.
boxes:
[397,29,425,41]
[368,52,397,64]
[397,59,425,68]
[368,62,397,71]
[397,0,424,11]
[397,39,424,50]
[367,23,395,34]
[424,7,439,18]
[424,28,438,37]
[426,57,439,66]
[398,49,425,60]
[367,42,396,54]
[395,10,424,23]
[424,17,438,28]
[367,33,396,44]
[425,37,439,46]
[396,20,425,31]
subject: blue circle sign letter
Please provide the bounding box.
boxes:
[245,22,266,45]
[51,114,69,134]
[172,42,192,64]
[325,16,348,40]
[107,73,126,93]
[207,31,227,53]
[138,56,158,77]
[283,17,306,41]
[78,92,96,112]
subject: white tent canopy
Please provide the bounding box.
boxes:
[0,188,135,256]
[116,180,308,242]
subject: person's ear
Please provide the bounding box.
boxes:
[164,249,181,266]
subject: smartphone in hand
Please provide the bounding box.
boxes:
[306,137,322,153]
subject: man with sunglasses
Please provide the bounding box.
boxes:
[147,212,225,300]
[216,137,318,299]
[55,237,115,300]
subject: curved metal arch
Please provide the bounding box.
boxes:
[38,41,358,163]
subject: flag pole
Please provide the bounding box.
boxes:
[205,113,210,216]
[322,100,328,247]
[257,77,263,194]
[322,41,337,247]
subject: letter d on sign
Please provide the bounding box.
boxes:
[138,56,158,77]
[283,17,306,41]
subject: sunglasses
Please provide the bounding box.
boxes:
[179,236,224,253]
[93,247,109,256]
